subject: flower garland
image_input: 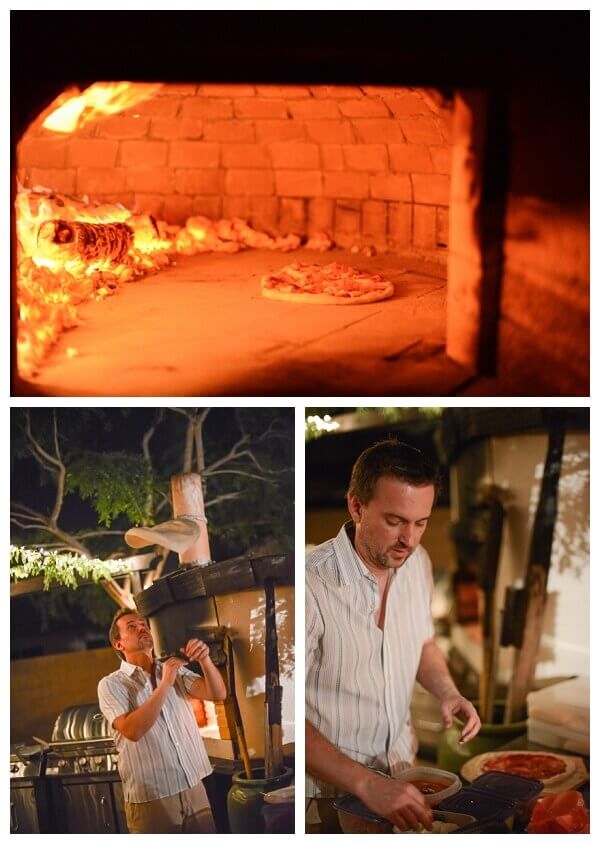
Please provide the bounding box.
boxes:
[10,545,131,590]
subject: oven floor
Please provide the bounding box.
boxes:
[20,248,470,397]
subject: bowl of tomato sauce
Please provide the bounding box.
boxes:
[392,767,462,806]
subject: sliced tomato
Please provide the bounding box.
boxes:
[528,793,589,834]
[553,815,585,834]
[550,790,585,816]
[528,816,559,834]
[530,795,556,823]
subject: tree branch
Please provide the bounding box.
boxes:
[204,434,250,473]
[24,410,63,471]
[194,409,210,474]
[10,518,50,530]
[205,491,242,508]
[141,408,165,522]
[11,504,49,526]
[230,448,291,476]
[183,417,195,473]
[207,469,278,484]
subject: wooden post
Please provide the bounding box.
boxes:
[504,417,566,722]
[264,577,283,778]
[170,473,211,567]
[478,496,505,724]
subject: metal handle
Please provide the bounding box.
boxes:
[99,795,111,830]
[10,801,18,832]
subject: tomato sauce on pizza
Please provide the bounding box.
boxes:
[482,753,567,780]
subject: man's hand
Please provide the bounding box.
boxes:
[160,656,186,688]
[357,774,433,832]
[439,694,481,743]
[181,638,210,664]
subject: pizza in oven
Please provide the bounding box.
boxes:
[260,261,394,305]
[461,751,577,788]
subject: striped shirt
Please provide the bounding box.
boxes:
[98,659,212,803]
[306,522,434,798]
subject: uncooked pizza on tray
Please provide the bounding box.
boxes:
[462,751,577,788]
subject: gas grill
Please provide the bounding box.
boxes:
[10,743,49,833]
[43,704,127,834]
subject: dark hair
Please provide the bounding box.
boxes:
[109,607,140,661]
[348,438,440,504]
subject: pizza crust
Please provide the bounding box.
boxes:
[461,751,577,788]
[261,283,394,305]
[260,261,395,305]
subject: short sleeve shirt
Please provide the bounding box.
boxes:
[98,659,212,803]
[306,522,435,798]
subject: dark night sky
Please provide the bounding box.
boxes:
[11,407,294,532]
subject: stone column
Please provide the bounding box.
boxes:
[447,89,508,375]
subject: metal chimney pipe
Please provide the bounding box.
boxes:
[170,473,211,566]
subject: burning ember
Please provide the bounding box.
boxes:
[15,186,173,376]
[15,186,333,377]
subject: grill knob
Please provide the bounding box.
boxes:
[58,759,68,769]
[10,763,19,774]
[78,756,88,767]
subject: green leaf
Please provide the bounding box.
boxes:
[10,546,131,590]
[66,452,154,527]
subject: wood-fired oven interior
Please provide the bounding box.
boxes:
[11,14,589,398]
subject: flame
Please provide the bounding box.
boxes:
[15,186,174,377]
[15,182,329,378]
[42,82,162,134]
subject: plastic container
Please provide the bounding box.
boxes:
[527,717,589,754]
[334,794,393,834]
[334,796,475,835]
[391,766,462,806]
[393,810,476,833]
[439,787,516,830]
[458,817,517,833]
[471,771,543,825]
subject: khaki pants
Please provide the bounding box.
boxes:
[125,781,216,834]
[305,798,343,834]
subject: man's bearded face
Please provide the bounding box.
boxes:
[116,613,153,656]
[350,476,435,570]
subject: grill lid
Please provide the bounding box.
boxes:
[52,703,110,741]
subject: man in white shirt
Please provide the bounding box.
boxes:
[98,608,227,833]
[306,439,481,833]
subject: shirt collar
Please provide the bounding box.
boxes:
[119,658,158,678]
[333,521,376,586]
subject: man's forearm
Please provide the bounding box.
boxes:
[190,659,227,701]
[416,640,459,701]
[116,684,170,742]
[306,720,376,799]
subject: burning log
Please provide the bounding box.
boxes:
[37,219,134,264]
